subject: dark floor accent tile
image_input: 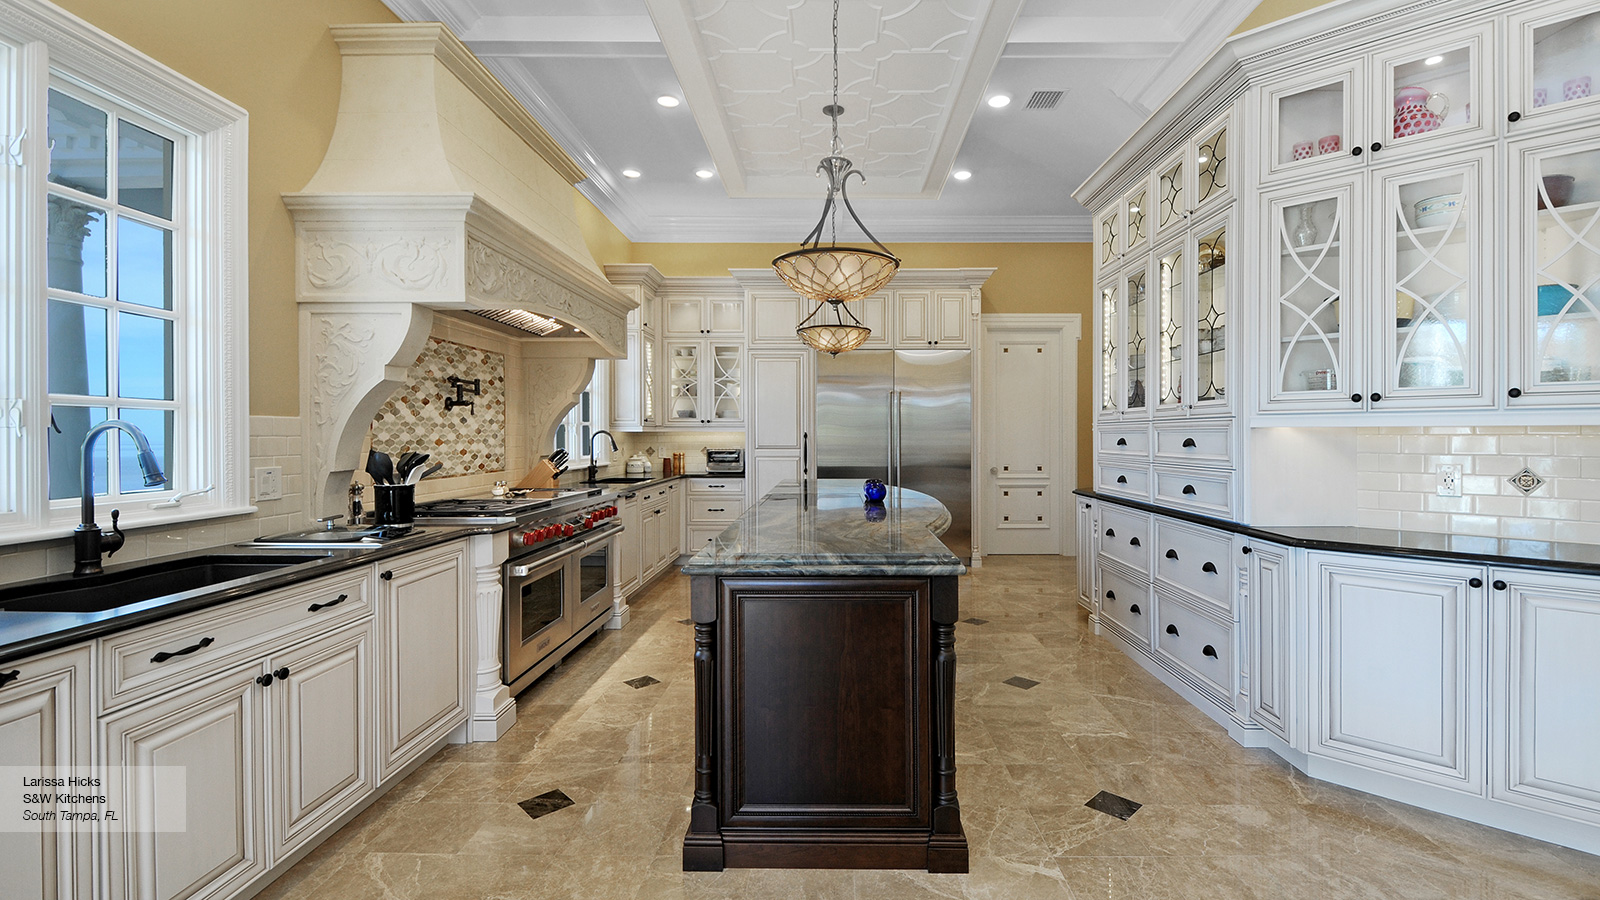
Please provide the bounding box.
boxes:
[518,789,574,820]
[623,675,660,689]
[1002,675,1040,690]
[1085,790,1141,820]
[963,617,990,625]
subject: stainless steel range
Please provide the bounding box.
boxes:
[413,489,622,695]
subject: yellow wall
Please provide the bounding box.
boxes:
[1234,0,1339,35]
[54,0,401,417]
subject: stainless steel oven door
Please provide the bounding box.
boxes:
[503,541,584,685]
[575,525,621,625]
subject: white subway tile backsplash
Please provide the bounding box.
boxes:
[1357,425,1600,546]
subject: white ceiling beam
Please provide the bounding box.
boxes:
[1007,16,1181,45]
[455,15,660,44]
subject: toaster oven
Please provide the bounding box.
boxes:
[704,448,743,474]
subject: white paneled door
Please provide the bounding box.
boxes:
[980,315,1080,555]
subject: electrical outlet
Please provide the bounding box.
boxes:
[1437,464,1462,498]
[255,466,283,501]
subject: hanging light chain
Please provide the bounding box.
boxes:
[831,0,841,156]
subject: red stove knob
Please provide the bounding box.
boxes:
[537,527,552,541]
[563,523,575,537]
[518,531,535,546]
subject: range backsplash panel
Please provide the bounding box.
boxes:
[372,338,506,476]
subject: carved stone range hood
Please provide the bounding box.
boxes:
[285,23,635,516]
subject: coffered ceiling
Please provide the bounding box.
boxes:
[379,0,1259,242]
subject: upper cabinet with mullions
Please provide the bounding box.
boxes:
[1261,22,1495,185]
[1154,208,1233,416]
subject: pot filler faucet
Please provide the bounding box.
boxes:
[586,430,618,485]
[74,419,167,576]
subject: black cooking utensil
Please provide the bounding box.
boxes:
[396,451,419,479]
[366,450,392,485]
[376,451,395,485]
[417,462,443,480]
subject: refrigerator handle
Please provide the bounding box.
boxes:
[894,390,904,488]
[802,431,808,479]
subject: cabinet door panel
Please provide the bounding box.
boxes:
[1263,181,1360,409]
[897,291,931,345]
[1098,280,1122,418]
[1507,4,1600,132]
[0,647,92,900]
[377,548,467,781]
[1247,544,1293,743]
[1312,555,1483,791]
[934,290,969,346]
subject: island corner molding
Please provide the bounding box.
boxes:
[286,23,635,517]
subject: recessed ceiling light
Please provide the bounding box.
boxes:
[657,95,680,108]
[953,170,972,181]
[622,169,641,178]
[695,169,715,179]
[1424,55,1444,65]
[987,95,1011,108]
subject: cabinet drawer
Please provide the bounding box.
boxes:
[688,497,744,523]
[1153,466,1234,516]
[1098,425,1151,458]
[1154,422,1233,466]
[1154,519,1234,613]
[1098,564,1152,647]
[686,526,728,552]
[1097,462,1151,498]
[688,478,743,495]
[1098,504,1152,574]
[99,568,371,711]
[1154,591,1234,700]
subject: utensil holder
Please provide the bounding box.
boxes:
[373,484,415,525]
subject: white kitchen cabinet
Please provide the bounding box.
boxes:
[663,294,743,338]
[374,543,470,783]
[1191,111,1233,217]
[894,289,970,348]
[1244,541,1293,744]
[642,491,665,576]
[685,477,744,554]
[1308,552,1486,793]
[662,340,743,427]
[1489,567,1600,824]
[605,266,661,431]
[665,481,684,563]
[268,621,373,861]
[0,646,93,900]
[1506,126,1600,405]
[616,490,643,595]
[746,349,811,505]
[1161,208,1234,415]
[102,660,266,900]
[1075,496,1095,612]
[1505,1,1600,135]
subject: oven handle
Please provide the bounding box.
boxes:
[506,522,624,577]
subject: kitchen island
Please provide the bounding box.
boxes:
[680,480,968,872]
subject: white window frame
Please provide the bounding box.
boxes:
[0,0,249,544]
[555,365,609,468]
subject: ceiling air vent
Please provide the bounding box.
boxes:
[1025,90,1064,110]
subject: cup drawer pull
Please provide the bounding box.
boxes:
[1104,528,1116,538]
[1182,484,1197,496]
[1129,537,1141,547]
[1182,437,1197,448]
[1201,562,1218,574]
[1165,623,1179,636]
[1116,437,1128,446]
[1165,549,1179,560]
[1202,645,1218,659]
[1129,603,1142,616]
[1117,475,1128,484]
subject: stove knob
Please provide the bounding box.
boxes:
[562,523,574,537]
[537,527,552,541]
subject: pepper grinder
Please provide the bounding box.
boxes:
[349,482,365,524]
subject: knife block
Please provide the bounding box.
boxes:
[516,459,560,489]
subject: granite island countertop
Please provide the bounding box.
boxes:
[682,479,965,578]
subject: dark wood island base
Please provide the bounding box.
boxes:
[683,573,967,873]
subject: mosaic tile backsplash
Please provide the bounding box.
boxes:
[372,338,506,476]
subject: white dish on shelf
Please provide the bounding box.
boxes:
[1414,192,1464,227]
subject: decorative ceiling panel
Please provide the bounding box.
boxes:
[646,0,1026,198]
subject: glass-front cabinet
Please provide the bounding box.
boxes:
[1098,279,1121,418]
[1125,264,1150,414]
[1264,183,1357,408]
[1156,241,1185,413]
[1153,214,1231,416]
[1507,2,1600,130]
[1194,115,1231,213]
[1098,205,1122,267]
[1263,63,1360,181]
[1192,216,1230,410]
[665,342,701,423]
[1509,131,1600,404]
[1153,151,1186,240]
[663,340,743,426]
[1126,186,1149,252]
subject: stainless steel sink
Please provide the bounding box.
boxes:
[0,554,321,614]
[584,476,655,484]
[250,525,423,548]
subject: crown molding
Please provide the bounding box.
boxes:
[592,200,1092,243]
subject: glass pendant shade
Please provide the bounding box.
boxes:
[797,299,871,356]
[774,245,899,304]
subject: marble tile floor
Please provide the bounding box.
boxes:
[256,557,1600,900]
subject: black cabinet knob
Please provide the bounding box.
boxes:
[1117,437,1127,446]
[1105,528,1116,538]
[273,667,291,680]
[256,673,274,687]
[1129,603,1141,615]
[1182,484,1197,495]
[1370,141,1382,153]
[1182,437,1197,448]
[1202,644,1218,658]
[1493,580,1507,591]
[380,570,393,581]
[1469,577,1483,588]
[1508,387,1522,399]
[1370,392,1382,402]
[1508,110,1522,123]
[1202,561,1218,574]
[1165,549,1179,560]
[1166,623,1180,636]
[1241,546,1252,554]
[1105,590,1116,600]
[1351,146,1363,157]
[1117,475,1128,484]
[1351,393,1363,403]
[1129,537,1141,547]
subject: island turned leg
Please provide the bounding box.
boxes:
[927,575,968,873]
[683,578,724,871]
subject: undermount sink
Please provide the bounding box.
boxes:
[0,554,319,614]
[584,476,655,484]
[252,525,417,547]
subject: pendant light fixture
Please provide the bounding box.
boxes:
[777,0,899,355]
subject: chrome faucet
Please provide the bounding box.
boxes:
[74,419,167,576]
[586,430,618,484]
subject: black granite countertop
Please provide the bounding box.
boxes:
[682,479,965,577]
[0,526,479,666]
[1075,489,1600,578]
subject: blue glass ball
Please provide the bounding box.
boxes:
[863,479,887,501]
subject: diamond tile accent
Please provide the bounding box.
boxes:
[623,675,660,689]
[371,338,506,477]
[1507,467,1545,496]
[1085,790,1142,820]
[518,789,574,820]
[963,617,989,626]
[1003,676,1040,690]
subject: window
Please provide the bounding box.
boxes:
[0,1,248,543]
[554,367,609,466]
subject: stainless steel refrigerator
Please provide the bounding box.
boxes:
[815,349,972,560]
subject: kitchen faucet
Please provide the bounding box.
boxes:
[586,430,618,484]
[74,419,167,576]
